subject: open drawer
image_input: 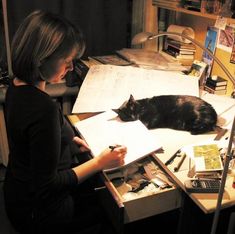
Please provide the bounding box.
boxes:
[66,115,182,233]
[95,155,182,234]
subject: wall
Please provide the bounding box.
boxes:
[178,13,235,96]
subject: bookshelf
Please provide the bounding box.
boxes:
[152,1,235,24]
[131,0,235,96]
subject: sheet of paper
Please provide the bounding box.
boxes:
[201,91,235,115]
[74,110,162,170]
[72,65,199,113]
[201,91,235,128]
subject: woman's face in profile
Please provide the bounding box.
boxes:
[40,48,78,83]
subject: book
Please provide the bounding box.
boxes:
[177,58,194,66]
[164,45,195,57]
[187,60,208,86]
[183,143,223,173]
[153,0,180,8]
[183,0,201,11]
[205,76,228,87]
[202,27,219,78]
[164,48,195,59]
[165,44,196,53]
[205,83,227,90]
[165,38,196,50]
[204,85,227,95]
[175,54,195,59]
[160,51,194,66]
[163,39,195,62]
[74,110,162,171]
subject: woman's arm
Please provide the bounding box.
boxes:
[72,145,127,183]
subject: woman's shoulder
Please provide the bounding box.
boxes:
[7,84,59,112]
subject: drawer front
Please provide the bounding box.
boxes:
[98,179,181,228]
[96,155,182,232]
[123,187,182,223]
[95,173,125,234]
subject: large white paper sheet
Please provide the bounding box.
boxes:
[201,91,235,128]
[72,65,199,113]
[75,110,162,170]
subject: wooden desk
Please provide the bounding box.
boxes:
[68,114,182,234]
[71,103,235,234]
[151,126,235,215]
[0,82,79,166]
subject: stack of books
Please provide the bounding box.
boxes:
[183,143,223,179]
[204,76,228,95]
[152,0,181,8]
[182,0,202,12]
[164,38,196,66]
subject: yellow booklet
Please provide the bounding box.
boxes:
[183,143,223,172]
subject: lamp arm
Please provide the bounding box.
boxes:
[145,31,235,93]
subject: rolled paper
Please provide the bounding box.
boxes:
[167,24,195,44]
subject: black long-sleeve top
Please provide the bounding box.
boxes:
[3,82,79,231]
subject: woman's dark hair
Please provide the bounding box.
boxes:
[11,10,85,85]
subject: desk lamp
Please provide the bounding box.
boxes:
[132,31,235,234]
[132,31,235,98]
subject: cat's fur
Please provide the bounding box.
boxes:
[114,94,218,135]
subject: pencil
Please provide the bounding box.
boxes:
[165,149,181,166]
[174,153,186,172]
[109,145,117,151]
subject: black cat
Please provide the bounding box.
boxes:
[114,94,218,135]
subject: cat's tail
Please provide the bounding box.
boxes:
[214,125,228,140]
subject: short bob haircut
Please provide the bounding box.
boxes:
[11,10,85,85]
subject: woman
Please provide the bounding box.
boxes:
[3,10,127,234]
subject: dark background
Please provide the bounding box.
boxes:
[1,0,133,65]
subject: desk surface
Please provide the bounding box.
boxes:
[152,127,235,214]
[72,86,235,215]
[74,110,235,215]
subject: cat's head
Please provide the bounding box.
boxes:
[113,94,139,121]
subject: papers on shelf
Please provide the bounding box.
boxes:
[72,64,199,113]
[74,110,162,171]
[116,48,187,71]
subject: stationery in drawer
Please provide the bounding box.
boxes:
[96,155,182,233]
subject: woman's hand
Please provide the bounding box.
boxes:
[96,145,127,170]
[73,136,90,152]
[72,144,127,183]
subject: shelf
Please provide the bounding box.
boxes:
[153,3,235,24]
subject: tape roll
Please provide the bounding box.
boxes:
[167,25,195,44]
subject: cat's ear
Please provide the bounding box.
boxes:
[112,108,119,114]
[129,94,135,103]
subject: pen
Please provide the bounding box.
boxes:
[174,153,186,172]
[109,145,121,151]
[165,149,181,166]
